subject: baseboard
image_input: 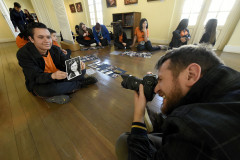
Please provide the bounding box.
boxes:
[0,38,15,43]
[223,45,240,54]
[149,38,169,45]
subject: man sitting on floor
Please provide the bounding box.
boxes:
[17,22,97,104]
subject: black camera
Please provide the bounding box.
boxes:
[121,74,158,101]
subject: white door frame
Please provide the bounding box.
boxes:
[0,0,18,38]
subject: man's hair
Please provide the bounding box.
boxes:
[155,45,224,77]
[27,22,47,39]
[14,2,21,8]
[95,23,101,30]
[139,18,148,31]
[48,28,56,34]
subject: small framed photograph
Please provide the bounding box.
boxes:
[65,56,82,80]
[147,0,163,1]
[124,0,138,5]
[69,4,76,13]
[75,2,83,12]
[106,0,117,7]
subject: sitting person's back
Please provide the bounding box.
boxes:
[200,19,217,46]
[113,23,130,49]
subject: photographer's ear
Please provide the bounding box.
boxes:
[185,63,201,87]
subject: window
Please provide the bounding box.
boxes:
[88,0,103,25]
[204,0,236,25]
[181,0,204,26]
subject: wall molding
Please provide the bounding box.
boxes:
[223,45,240,54]
[0,38,15,43]
[149,38,170,45]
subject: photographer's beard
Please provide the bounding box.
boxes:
[161,79,184,115]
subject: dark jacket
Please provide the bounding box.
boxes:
[169,29,190,48]
[78,28,94,40]
[10,9,27,29]
[17,42,68,92]
[199,32,216,46]
[114,32,127,44]
[92,25,111,43]
[128,65,240,160]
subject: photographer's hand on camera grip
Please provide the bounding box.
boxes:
[133,84,146,123]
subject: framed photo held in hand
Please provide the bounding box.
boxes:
[65,56,82,80]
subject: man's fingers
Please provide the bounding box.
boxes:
[139,84,144,97]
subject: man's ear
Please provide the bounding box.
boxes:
[185,63,201,87]
[28,36,34,43]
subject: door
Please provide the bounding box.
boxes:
[0,0,19,38]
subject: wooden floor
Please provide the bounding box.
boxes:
[0,42,239,160]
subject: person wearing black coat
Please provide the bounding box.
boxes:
[17,22,97,104]
[10,2,27,33]
[116,45,240,160]
[200,19,217,46]
[113,23,130,49]
[169,19,191,49]
[76,22,96,46]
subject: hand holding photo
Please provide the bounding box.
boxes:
[65,56,82,80]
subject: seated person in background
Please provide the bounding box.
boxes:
[131,18,162,51]
[75,25,80,35]
[169,19,191,49]
[24,9,34,23]
[92,22,111,46]
[113,23,130,49]
[16,26,28,48]
[48,28,71,59]
[76,22,96,46]
[116,45,240,160]
[17,22,97,104]
[200,19,217,46]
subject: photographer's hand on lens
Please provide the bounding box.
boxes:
[133,84,146,123]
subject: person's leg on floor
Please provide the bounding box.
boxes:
[137,44,146,51]
[115,132,162,160]
[146,41,160,51]
[116,132,130,160]
[100,38,108,46]
[114,42,125,49]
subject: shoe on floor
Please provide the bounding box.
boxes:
[82,76,98,86]
[90,43,97,47]
[45,95,70,104]
[159,45,168,50]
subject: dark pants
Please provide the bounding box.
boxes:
[98,38,108,46]
[33,69,86,97]
[115,132,162,160]
[169,37,188,49]
[137,41,160,51]
[17,24,26,33]
[114,41,131,49]
[76,38,96,46]
[66,49,71,59]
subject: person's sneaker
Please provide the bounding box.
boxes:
[90,43,97,47]
[45,95,70,104]
[159,45,168,50]
[82,76,98,85]
[79,44,84,47]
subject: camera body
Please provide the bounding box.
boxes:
[121,74,158,101]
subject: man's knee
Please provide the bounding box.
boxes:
[115,132,130,160]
